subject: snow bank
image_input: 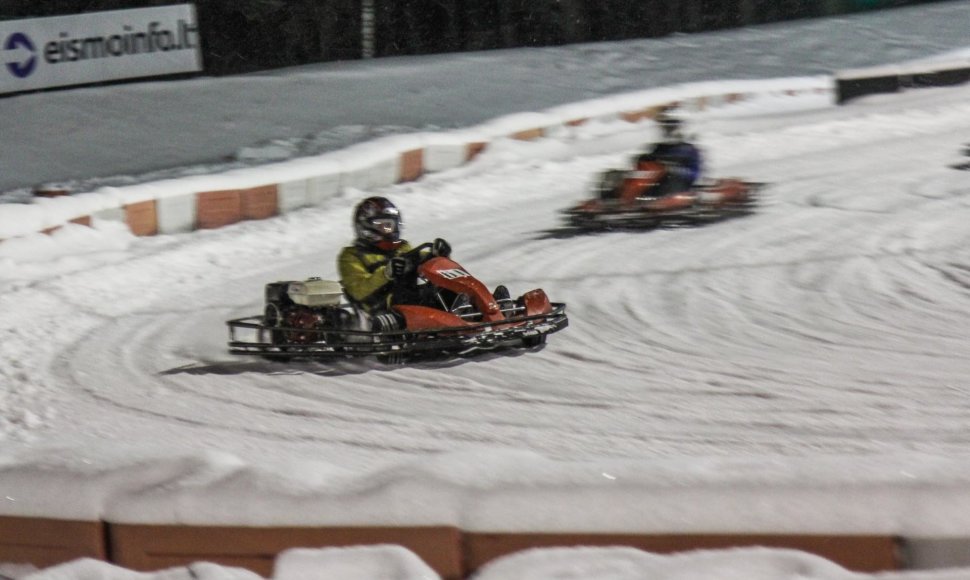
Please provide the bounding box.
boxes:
[273,546,437,580]
[3,444,970,535]
[15,545,970,580]
[0,77,831,242]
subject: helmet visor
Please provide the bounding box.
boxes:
[369,218,398,234]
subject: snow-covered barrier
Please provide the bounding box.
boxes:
[836,58,970,104]
[12,448,970,578]
[6,543,938,580]
[0,77,829,245]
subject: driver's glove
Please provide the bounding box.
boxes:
[386,256,413,280]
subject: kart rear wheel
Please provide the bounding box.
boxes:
[264,303,285,345]
[260,303,292,361]
[523,334,546,348]
[598,169,625,200]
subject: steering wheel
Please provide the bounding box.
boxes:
[403,242,445,273]
[403,242,434,264]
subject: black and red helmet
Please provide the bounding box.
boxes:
[655,109,685,142]
[354,196,403,251]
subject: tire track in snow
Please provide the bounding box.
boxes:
[46,85,970,466]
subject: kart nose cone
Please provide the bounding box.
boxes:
[487,301,499,314]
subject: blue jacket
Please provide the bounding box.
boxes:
[638,141,702,185]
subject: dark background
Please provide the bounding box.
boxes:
[0,0,953,75]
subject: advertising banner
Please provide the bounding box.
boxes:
[0,4,201,95]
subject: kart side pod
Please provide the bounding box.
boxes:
[395,305,468,330]
[522,289,553,316]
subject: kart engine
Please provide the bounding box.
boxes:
[279,307,326,344]
[264,279,350,345]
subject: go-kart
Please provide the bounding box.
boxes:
[562,160,764,230]
[226,243,568,363]
[951,142,970,170]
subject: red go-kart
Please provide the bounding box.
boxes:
[227,243,568,363]
[562,160,763,230]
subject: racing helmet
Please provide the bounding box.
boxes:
[656,110,685,142]
[354,196,403,251]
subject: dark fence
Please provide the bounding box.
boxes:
[0,0,956,76]
[836,61,970,104]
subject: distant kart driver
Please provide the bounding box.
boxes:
[635,110,703,196]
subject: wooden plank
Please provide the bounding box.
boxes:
[620,108,658,123]
[463,532,900,575]
[0,516,106,569]
[466,142,487,161]
[109,524,464,580]
[399,149,424,182]
[510,127,544,141]
[124,200,158,237]
[196,189,242,230]
[240,185,279,221]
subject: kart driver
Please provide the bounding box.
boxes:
[635,110,702,197]
[337,196,452,316]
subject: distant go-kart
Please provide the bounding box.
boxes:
[226,243,568,364]
[562,160,764,230]
[951,142,970,170]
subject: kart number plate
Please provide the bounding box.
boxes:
[438,268,470,280]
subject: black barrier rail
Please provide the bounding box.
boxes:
[837,62,970,105]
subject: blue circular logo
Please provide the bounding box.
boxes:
[4,32,37,78]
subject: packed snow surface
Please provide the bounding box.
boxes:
[2,2,970,579]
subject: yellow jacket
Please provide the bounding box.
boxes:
[337,242,413,312]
